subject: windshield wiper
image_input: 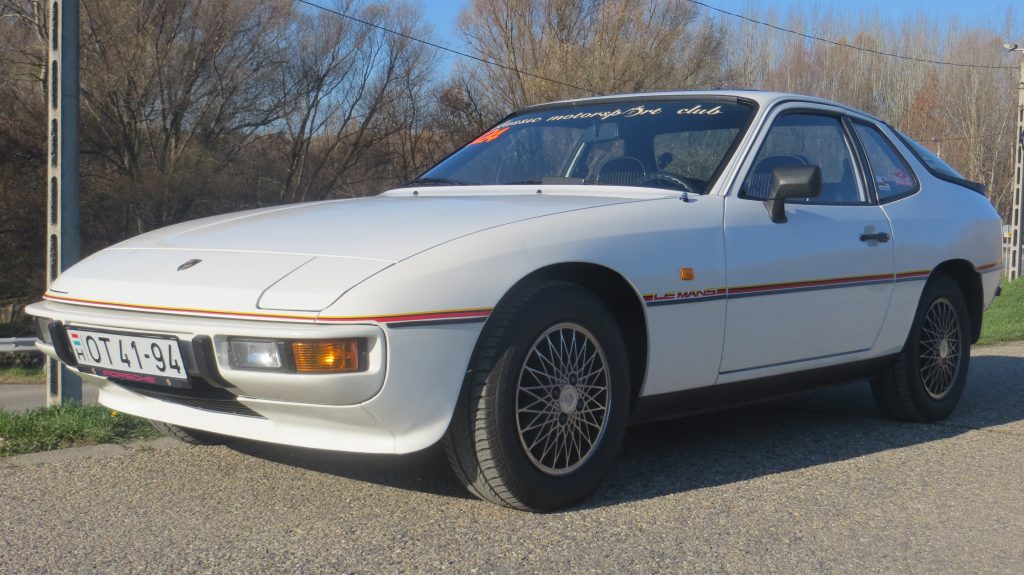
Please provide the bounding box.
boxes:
[503,177,585,185]
[404,177,466,187]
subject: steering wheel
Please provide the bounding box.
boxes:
[640,172,700,195]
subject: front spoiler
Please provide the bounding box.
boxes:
[28,299,486,454]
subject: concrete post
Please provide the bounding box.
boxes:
[1009,56,1024,281]
[45,0,82,404]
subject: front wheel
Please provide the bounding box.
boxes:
[870,273,971,422]
[444,281,631,511]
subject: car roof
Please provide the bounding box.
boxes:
[521,89,886,124]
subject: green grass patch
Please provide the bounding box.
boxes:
[0,403,160,457]
[0,366,44,385]
[978,278,1024,346]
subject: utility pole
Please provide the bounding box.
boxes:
[1006,42,1024,282]
[46,0,82,404]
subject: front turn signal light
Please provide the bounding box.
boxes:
[292,339,361,373]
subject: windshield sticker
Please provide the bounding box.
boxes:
[502,103,727,128]
[469,127,509,145]
[676,104,722,116]
[545,104,663,122]
[499,117,542,128]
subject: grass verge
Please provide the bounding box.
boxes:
[0,367,45,385]
[978,278,1024,346]
[0,403,160,457]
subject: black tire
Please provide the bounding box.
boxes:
[443,280,631,511]
[870,273,971,422]
[149,420,223,445]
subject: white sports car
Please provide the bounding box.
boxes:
[29,90,1002,510]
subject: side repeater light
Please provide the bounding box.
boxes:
[292,339,361,373]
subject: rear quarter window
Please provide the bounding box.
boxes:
[853,122,918,202]
[894,128,987,195]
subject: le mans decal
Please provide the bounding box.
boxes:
[643,288,723,303]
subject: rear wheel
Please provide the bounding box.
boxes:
[870,273,971,422]
[150,420,223,445]
[444,281,630,511]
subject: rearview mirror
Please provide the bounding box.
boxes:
[764,165,821,223]
[588,123,619,142]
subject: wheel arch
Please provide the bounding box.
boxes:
[490,262,650,407]
[930,259,984,344]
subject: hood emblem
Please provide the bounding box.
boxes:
[177,259,202,271]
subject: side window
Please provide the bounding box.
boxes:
[741,113,865,204]
[854,123,919,201]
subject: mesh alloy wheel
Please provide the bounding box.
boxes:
[870,274,972,423]
[444,280,631,510]
[917,297,962,400]
[515,323,611,476]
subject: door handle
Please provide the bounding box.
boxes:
[859,232,890,243]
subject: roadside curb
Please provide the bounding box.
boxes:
[0,437,186,468]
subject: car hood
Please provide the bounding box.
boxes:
[49,193,645,314]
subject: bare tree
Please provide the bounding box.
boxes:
[457,0,728,109]
[717,5,1019,217]
[275,0,434,203]
[75,0,294,233]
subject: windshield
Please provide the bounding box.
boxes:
[418,99,756,193]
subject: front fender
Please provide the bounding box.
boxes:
[321,195,728,448]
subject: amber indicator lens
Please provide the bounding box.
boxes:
[292,339,360,373]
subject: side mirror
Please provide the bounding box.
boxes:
[764,165,821,223]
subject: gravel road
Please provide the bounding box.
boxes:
[2,343,1022,574]
[0,383,98,411]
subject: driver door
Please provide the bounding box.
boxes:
[720,110,894,376]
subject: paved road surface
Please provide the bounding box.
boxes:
[0,383,98,411]
[1,343,1022,573]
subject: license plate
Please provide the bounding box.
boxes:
[66,328,187,384]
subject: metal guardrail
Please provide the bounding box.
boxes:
[0,337,40,354]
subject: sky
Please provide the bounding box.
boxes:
[419,0,1023,55]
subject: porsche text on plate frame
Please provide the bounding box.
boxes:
[27,90,1003,511]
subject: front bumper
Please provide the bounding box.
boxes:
[26,299,485,454]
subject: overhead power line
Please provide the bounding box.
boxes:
[684,0,1017,71]
[299,0,1012,144]
[909,128,1018,143]
[295,0,602,96]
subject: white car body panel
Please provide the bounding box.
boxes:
[50,194,644,316]
[718,100,896,376]
[328,194,729,398]
[720,201,894,375]
[109,193,645,261]
[27,90,1004,454]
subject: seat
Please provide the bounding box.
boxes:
[810,158,862,204]
[596,157,646,186]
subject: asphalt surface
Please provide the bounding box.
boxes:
[1,343,1022,574]
[0,383,98,411]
